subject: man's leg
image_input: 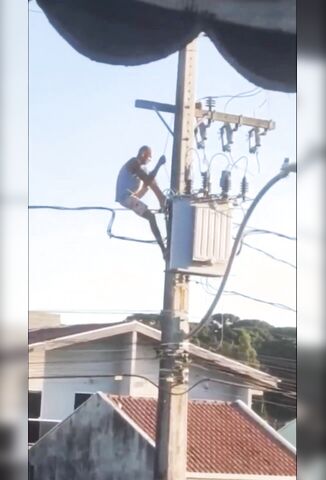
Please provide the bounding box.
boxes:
[142,210,166,258]
[121,196,166,258]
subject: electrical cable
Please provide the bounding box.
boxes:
[190,358,297,393]
[240,240,296,269]
[196,279,296,313]
[186,147,205,176]
[186,162,296,340]
[198,87,261,103]
[28,205,159,244]
[29,205,117,212]
[224,88,263,112]
[28,372,296,404]
[208,152,233,173]
[242,228,296,241]
[29,356,159,366]
[223,291,296,313]
[255,150,261,173]
[231,155,249,174]
[30,338,297,367]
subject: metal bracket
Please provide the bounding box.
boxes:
[153,107,174,137]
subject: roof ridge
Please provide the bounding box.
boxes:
[108,394,240,407]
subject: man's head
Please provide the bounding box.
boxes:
[137,145,152,165]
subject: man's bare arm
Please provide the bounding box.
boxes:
[129,160,153,185]
[129,156,166,186]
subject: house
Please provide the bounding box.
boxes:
[29,392,296,480]
[28,319,279,443]
[278,419,296,448]
[29,311,61,329]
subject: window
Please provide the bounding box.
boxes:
[28,391,41,444]
[28,391,41,418]
[74,393,92,409]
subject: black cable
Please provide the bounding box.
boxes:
[240,240,296,269]
[243,229,296,241]
[29,205,158,244]
[197,279,296,313]
[28,373,295,404]
[29,205,115,212]
[186,162,296,340]
[224,290,296,313]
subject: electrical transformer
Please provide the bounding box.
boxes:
[169,197,232,277]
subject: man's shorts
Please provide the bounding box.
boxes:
[120,196,148,217]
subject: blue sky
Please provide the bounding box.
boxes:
[29,1,296,327]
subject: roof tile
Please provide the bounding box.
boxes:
[109,396,296,475]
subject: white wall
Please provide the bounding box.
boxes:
[40,333,134,420]
[32,331,254,421]
[29,347,45,392]
[131,335,252,405]
[131,334,160,397]
[189,363,252,406]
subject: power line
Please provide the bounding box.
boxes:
[223,291,296,313]
[28,205,159,244]
[28,371,295,402]
[240,240,296,269]
[243,228,296,241]
[196,278,296,313]
[224,89,263,112]
[29,355,159,366]
[30,341,297,367]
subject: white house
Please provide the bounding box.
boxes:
[29,392,296,480]
[28,319,278,442]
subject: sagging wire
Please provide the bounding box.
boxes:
[224,88,263,113]
[198,87,262,104]
[196,279,296,313]
[186,147,207,176]
[27,372,295,404]
[255,150,261,173]
[28,205,158,244]
[239,240,296,269]
[161,114,174,182]
[208,152,233,173]
[242,228,296,241]
[186,161,296,340]
[223,291,296,313]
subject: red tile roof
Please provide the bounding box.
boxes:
[109,396,296,476]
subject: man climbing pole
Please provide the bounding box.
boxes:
[115,145,167,258]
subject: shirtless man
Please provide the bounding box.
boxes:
[115,145,167,257]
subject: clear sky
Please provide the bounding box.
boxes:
[29,1,296,328]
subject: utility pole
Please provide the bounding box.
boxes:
[135,41,274,480]
[153,40,197,480]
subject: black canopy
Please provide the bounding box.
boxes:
[36,0,296,92]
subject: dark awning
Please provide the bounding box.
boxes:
[36,0,296,93]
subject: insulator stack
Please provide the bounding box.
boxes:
[185,165,193,194]
[240,176,248,200]
[220,170,231,198]
[206,97,216,110]
[201,171,211,196]
[185,178,192,195]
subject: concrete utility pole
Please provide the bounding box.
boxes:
[153,40,197,480]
